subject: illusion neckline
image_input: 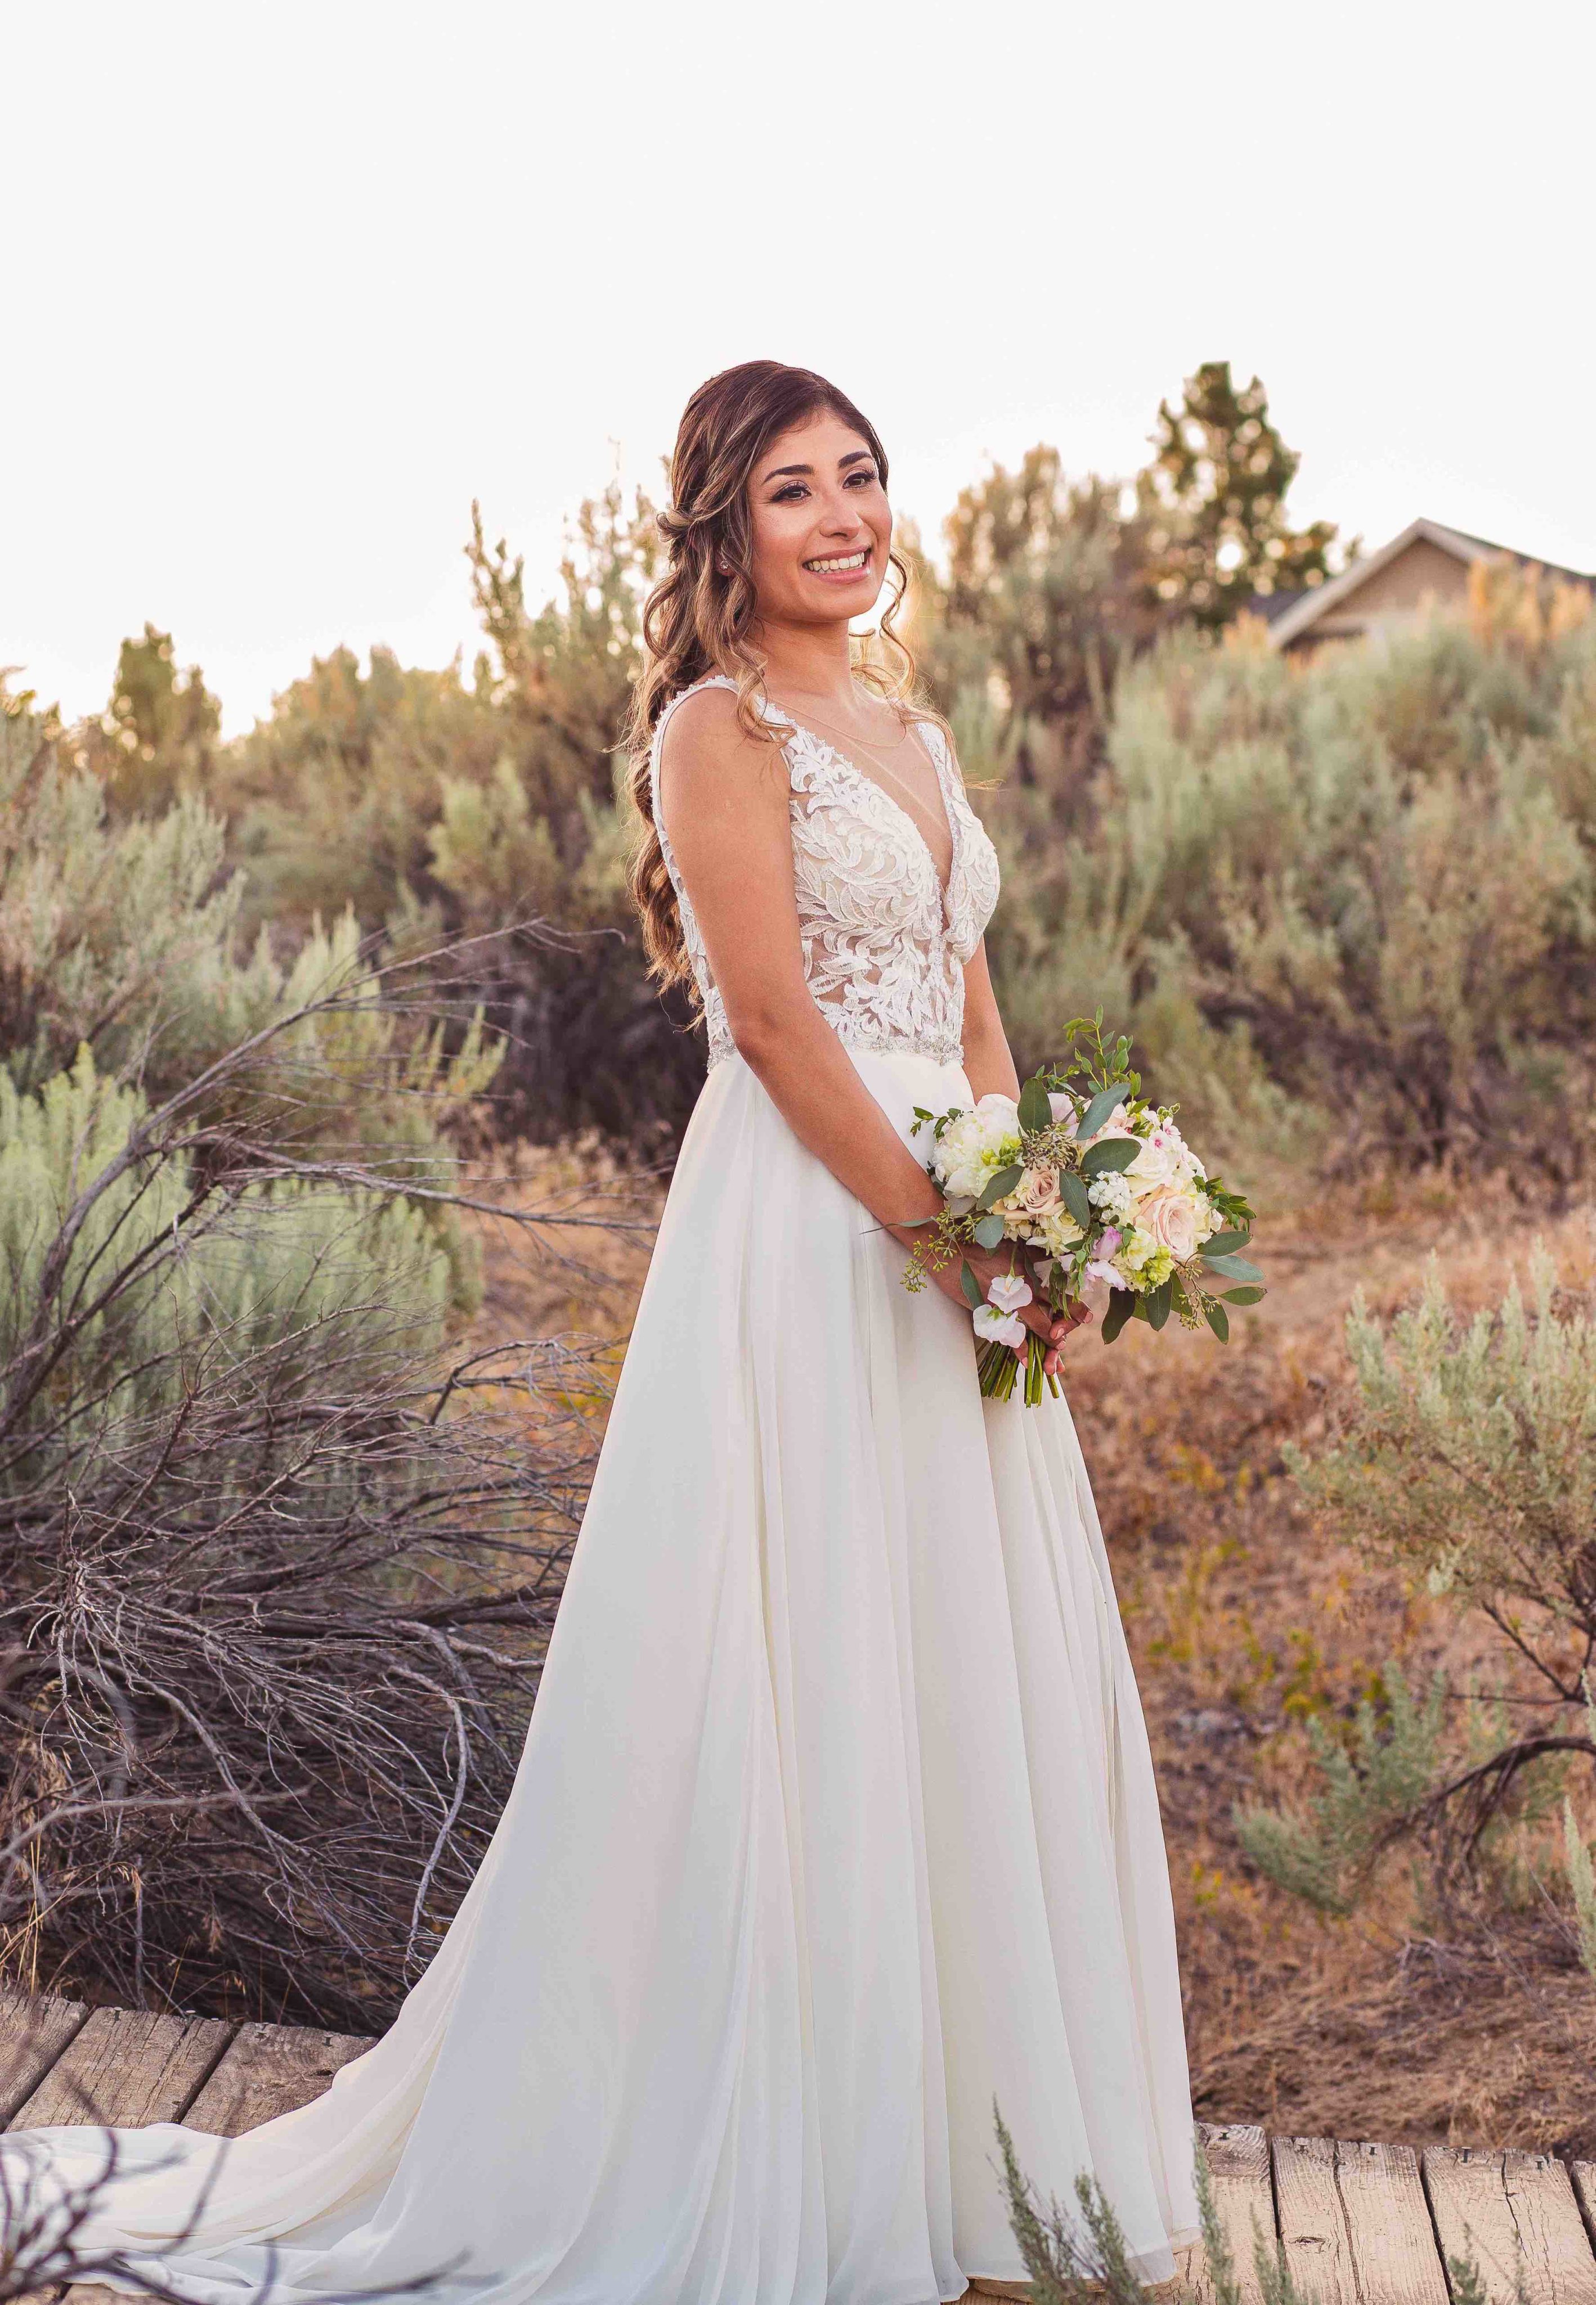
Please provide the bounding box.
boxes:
[762,701,961,909]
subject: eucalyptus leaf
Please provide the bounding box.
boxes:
[1017,1075,1052,1134]
[977,1163,1024,1211]
[1204,1300,1230,1343]
[1221,1285,1266,1305]
[945,1195,976,1218]
[1060,1172,1093,1228]
[1100,1289,1133,1345]
[1079,1085,1128,1138]
[1081,1137,1139,1178]
[1202,1252,1263,1284]
[1203,1228,1251,1257]
[1146,1280,1173,1331]
[1131,1294,1152,1322]
[959,1261,986,1311]
[971,1213,1007,1250]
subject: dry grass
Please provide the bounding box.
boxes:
[472,1147,1596,2156]
[463,1133,663,1347]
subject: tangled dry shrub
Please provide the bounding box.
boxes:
[0,953,631,2030]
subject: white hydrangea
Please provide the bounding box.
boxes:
[930,1094,1024,1201]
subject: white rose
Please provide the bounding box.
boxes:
[1128,1128,1183,1189]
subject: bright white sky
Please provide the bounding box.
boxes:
[6,1,1593,733]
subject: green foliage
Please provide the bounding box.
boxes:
[0,683,491,1315]
[1234,1663,1447,1913]
[912,454,1161,801]
[190,488,700,1145]
[1,685,244,1094]
[0,1045,451,1436]
[1252,1252,1596,1946]
[218,643,501,942]
[966,600,1596,1173]
[67,622,221,815]
[1298,1249,1596,1642]
[995,2103,1157,2304]
[996,2114,1307,2305]
[1446,2241,1532,2305]
[1141,361,1343,630]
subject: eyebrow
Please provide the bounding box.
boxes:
[761,449,875,482]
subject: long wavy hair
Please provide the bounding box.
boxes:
[625,360,921,993]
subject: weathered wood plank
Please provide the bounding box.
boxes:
[1423,2146,1596,2304]
[0,1986,89,2124]
[1273,2134,1450,2305]
[1273,2134,1356,2305]
[1338,2137,1454,2305]
[10,2004,234,2131]
[1573,2165,1596,2258]
[1183,2122,1276,2305]
[183,2019,371,2137]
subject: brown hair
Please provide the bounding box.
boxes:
[624,359,920,992]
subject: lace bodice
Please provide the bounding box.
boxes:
[652,675,1001,1071]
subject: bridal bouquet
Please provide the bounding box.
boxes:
[904,1014,1263,1403]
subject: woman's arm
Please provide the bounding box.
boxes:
[958,938,1021,1105]
[657,689,1072,1357]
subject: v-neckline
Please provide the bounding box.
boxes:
[770,707,960,909]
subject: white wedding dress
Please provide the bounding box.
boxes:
[4,678,1198,2303]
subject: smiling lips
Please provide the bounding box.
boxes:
[805,549,871,575]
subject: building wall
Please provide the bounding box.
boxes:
[1337,537,1474,619]
[1283,536,1481,654]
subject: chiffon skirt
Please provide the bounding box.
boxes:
[3,1048,1198,2304]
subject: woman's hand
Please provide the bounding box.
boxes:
[915,1234,1093,1379]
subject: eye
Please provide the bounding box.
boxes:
[770,481,810,504]
[845,466,878,488]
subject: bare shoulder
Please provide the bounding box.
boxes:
[660,680,747,760]
[658,684,786,826]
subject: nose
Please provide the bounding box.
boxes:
[815,482,868,536]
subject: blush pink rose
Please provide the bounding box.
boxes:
[999,1164,1064,1222]
[1136,1184,1203,1262]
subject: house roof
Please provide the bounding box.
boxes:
[1243,588,1310,627]
[1265,517,1595,652]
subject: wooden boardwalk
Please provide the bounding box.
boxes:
[5,1993,1596,2303]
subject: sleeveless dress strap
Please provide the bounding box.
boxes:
[649,674,739,774]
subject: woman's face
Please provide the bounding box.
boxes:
[744,410,891,629]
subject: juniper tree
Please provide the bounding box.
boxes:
[1139,360,1342,630]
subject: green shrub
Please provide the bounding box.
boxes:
[1234,1664,1446,1913]
[1241,1249,1596,1946]
[953,593,1596,1176]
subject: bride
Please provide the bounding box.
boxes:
[4,361,1198,2303]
